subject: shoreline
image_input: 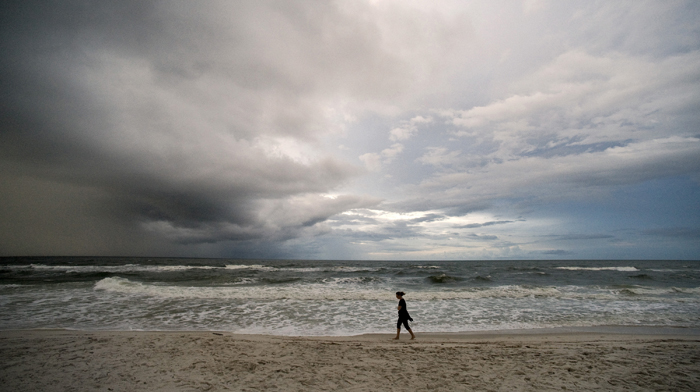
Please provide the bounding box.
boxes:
[2,328,699,391]
[4,324,700,337]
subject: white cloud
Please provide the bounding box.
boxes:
[435,48,700,179]
[358,153,383,172]
[359,143,405,171]
[389,127,415,141]
[420,136,700,202]
[381,143,405,161]
[522,0,548,15]
[410,115,433,124]
[389,115,433,141]
[417,147,461,167]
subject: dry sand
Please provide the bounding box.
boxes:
[1,329,699,391]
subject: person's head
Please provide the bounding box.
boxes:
[396,291,405,299]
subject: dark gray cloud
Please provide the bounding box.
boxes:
[408,213,445,224]
[465,234,498,241]
[0,0,400,255]
[455,220,518,229]
[642,228,700,239]
[541,250,574,256]
[386,197,491,216]
[548,234,616,241]
[521,138,633,159]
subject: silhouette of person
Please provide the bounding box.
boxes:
[393,291,415,340]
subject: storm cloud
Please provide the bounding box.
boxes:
[1,1,699,259]
[1,1,396,255]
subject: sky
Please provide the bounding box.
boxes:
[1,0,699,260]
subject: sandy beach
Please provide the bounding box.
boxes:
[1,329,699,391]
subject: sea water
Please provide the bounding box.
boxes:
[1,258,698,335]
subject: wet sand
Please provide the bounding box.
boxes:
[1,328,699,391]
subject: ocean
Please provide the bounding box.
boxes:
[1,258,698,336]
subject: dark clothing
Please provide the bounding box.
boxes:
[397,298,413,330]
[398,298,407,316]
[397,316,411,330]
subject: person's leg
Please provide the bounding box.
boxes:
[400,319,416,339]
[394,319,402,339]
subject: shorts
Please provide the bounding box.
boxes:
[397,317,411,330]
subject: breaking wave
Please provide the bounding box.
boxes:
[92,277,700,302]
[556,266,639,272]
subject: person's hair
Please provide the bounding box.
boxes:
[396,291,405,296]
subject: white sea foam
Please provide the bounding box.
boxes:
[320,277,384,284]
[4,264,221,273]
[94,277,386,300]
[92,277,605,301]
[228,278,258,285]
[555,266,639,272]
[92,277,700,304]
[648,269,700,273]
[223,265,382,273]
[614,287,680,296]
[323,266,383,273]
[224,264,276,271]
[672,287,700,294]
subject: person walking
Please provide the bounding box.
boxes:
[393,291,415,340]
